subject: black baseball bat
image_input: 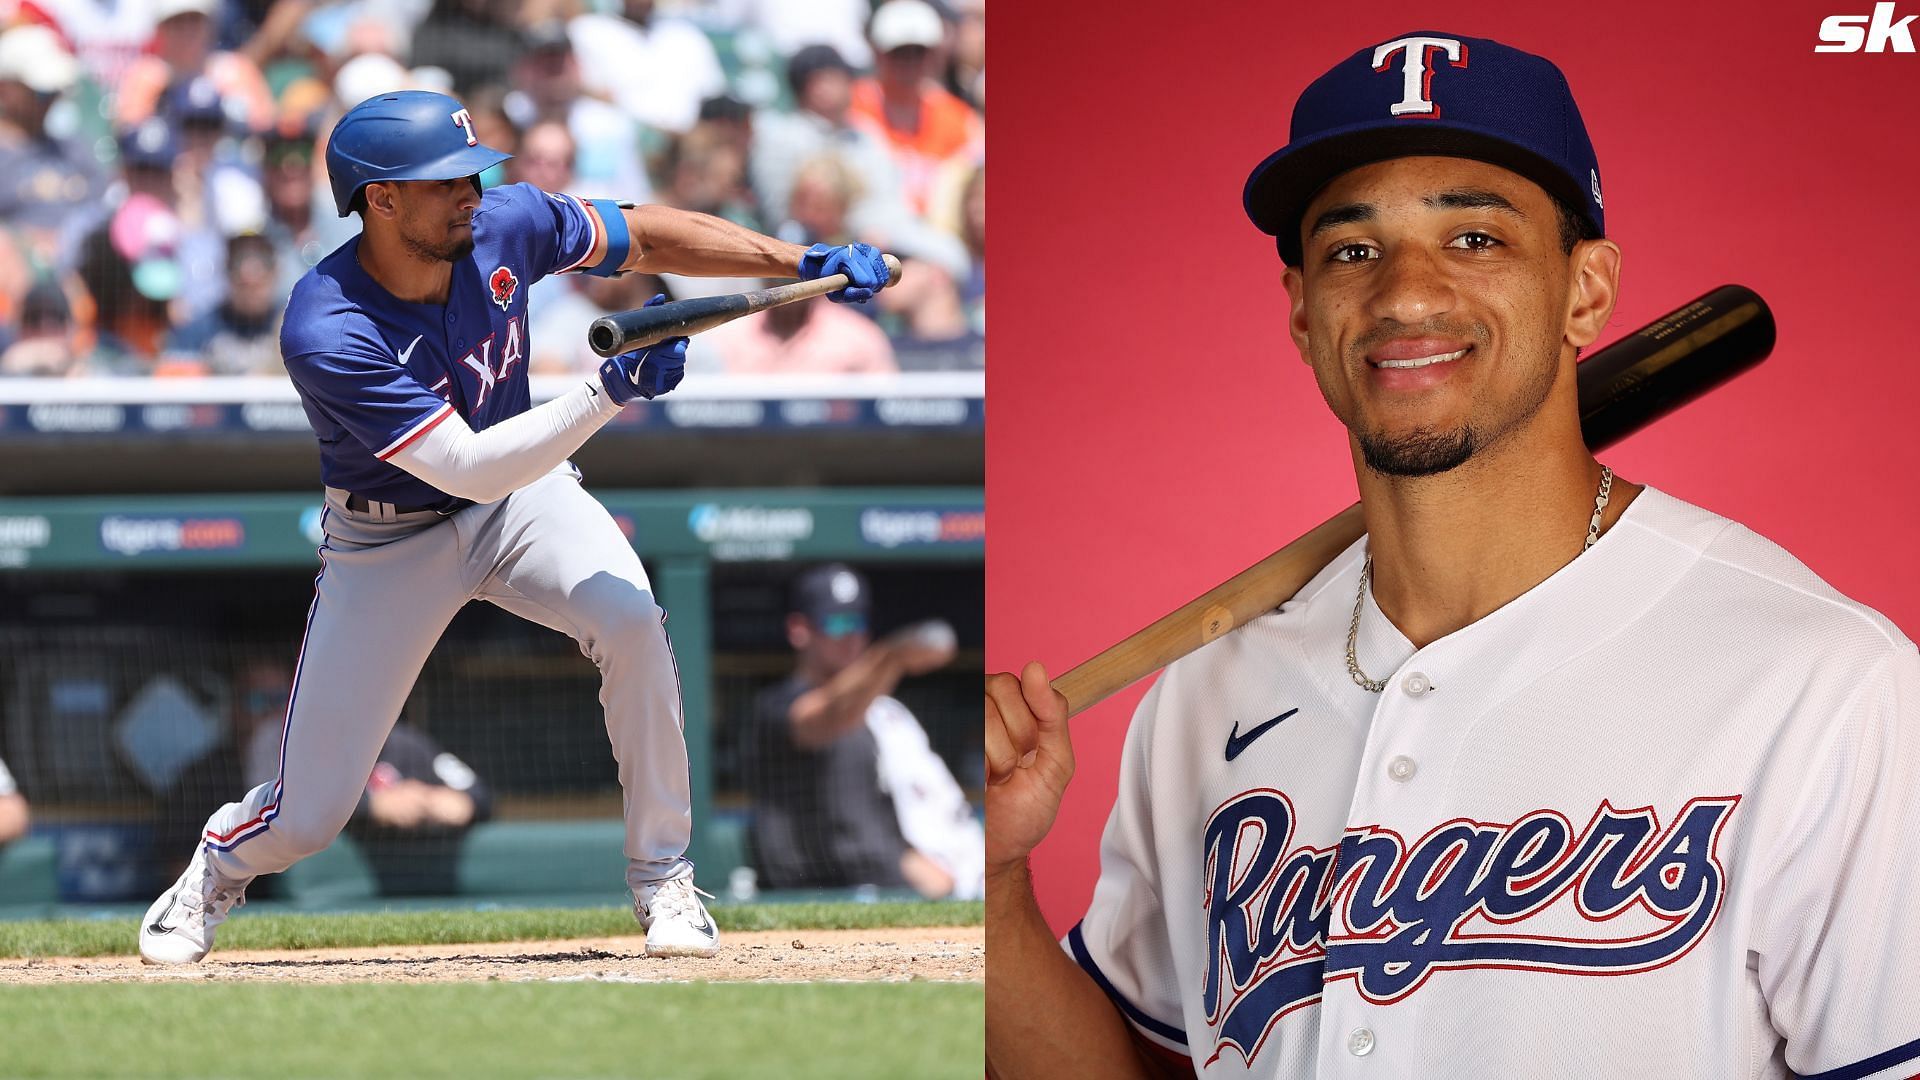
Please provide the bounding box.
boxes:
[1052,284,1775,717]
[588,254,905,357]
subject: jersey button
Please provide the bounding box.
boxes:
[1348,1028,1376,1057]
[1402,671,1433,696]
[1387,755,1417,782]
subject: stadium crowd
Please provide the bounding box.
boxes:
[0,0,984,379]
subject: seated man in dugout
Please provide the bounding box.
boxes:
[743,563,968,897]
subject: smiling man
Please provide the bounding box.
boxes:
[985,32,1920,1080]
[138,90,897,967]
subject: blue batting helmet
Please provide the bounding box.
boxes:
[325,90,511,217]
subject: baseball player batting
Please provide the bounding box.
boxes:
[138,90,896,966]
[985,32,1920,1080]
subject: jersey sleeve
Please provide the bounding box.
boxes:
[480,182,606,282]
[1755,643,1920,1079]
[0,755,16,798]
[1063,677,1193,1059]
[283,345,456,461]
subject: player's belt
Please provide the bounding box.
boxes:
[344,493,475,517]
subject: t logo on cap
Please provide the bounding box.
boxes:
[1372,35,1468,118]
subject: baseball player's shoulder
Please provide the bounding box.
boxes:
[1628,485,1913,661]
[473,182,557,228]
[280,242,386,364]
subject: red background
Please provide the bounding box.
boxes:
[988,3,1920,930]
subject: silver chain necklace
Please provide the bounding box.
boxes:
[1346,464,1613,693]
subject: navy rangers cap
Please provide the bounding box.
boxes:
[1244,32,1605,265]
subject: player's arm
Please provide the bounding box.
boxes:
[1757,643,1920,1078]
[571,200,893,301]
[385,381,626,504]
[611,203,808,279]
[988,865,1187,1080]
[289,339,655,506]
[788,624,956,749]
[985,665,1184,1080]
[788,644,907,749]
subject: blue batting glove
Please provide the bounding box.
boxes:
[798,242,890,304]
[598,294,688,405]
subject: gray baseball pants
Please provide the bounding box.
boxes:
[200,466,690,892]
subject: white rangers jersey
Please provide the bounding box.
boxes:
[1068,487,1920,1079]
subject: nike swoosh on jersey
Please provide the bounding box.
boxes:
[1225,708,1299,761]
[397,334,423,365]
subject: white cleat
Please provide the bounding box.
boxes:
[633,873,719,958]
[138,844,252,966]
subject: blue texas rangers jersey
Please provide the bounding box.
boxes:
[280,182,606,506]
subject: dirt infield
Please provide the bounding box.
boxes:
[0,926,982,985]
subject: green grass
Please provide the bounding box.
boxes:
[0,982,983,1078]
[0,900,982,959]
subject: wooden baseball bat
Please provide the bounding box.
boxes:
[1052,284,1776,718]
[587,254,905,357]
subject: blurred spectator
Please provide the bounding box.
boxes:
[943,0,984,111]
[704,279,897,375]
[72,117,228,326]
[462,82,519,190]
[697,94,754,162]
[246,708,494,896]
[167,232,283,374]
[849,0,982,217]
[0,754,28,847]
[785,154,965,340]
[0,280,82,376]
[167,75,273,317]
[505,20,651,202]
[568,0,724,137]
[958,164,982,334]
[48,0,177,90]
[75,193,194,375]
[114,0,274,134]
[751,43,904,232]
[742,564,967,898]
[408,0,524,98]
[331,50,412,108]
[752,42,971,339]
[712,0,875,70]
[0,25,105,260]
[784,155,859,244]
[658,122,757,228]
[508,117,575,195]
[260,115,327,295]
[0,230,27,331]
[227,0,323,70]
